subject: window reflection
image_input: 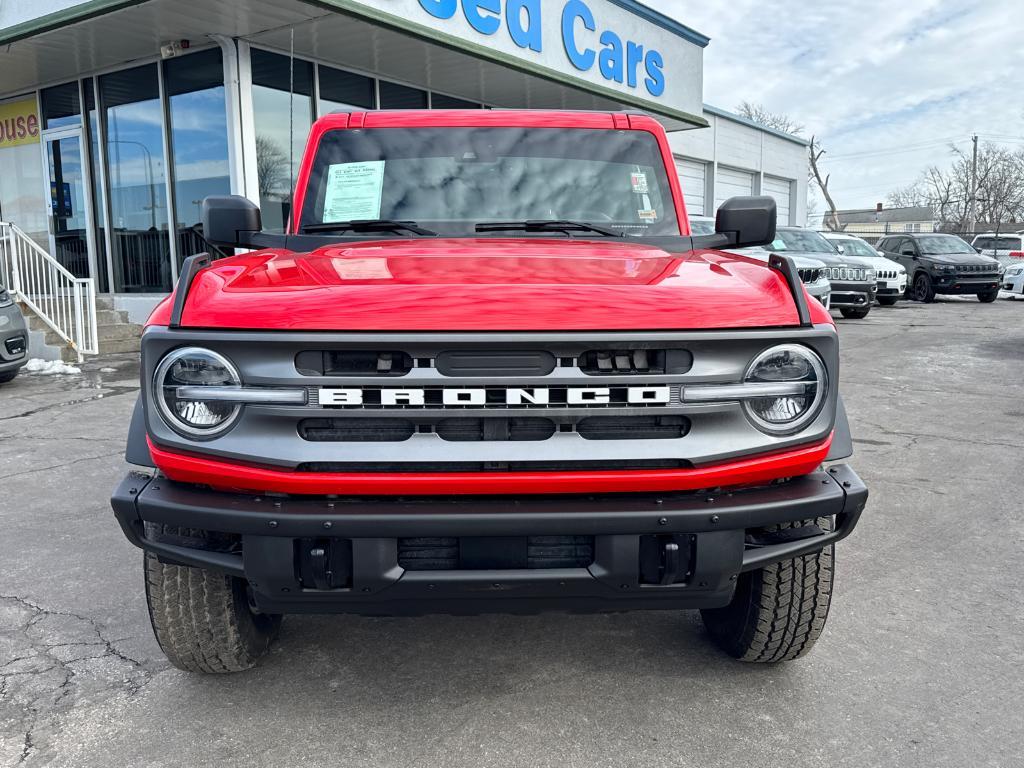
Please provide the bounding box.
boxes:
[101,64,172,293]
[165,48,230,263]
[40,83,81,130]
[83,78,110,292]
[318,65,375,114]
[379,81,427,109]
[251,49,312,232]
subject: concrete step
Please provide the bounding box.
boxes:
[41,322,143,348]
[95,296,115,311]
[96,337,141,355]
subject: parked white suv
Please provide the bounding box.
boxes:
[970,233,1024,269]
[822,233,907,306]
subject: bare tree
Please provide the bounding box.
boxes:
[886,184,925,209]
[735,102,805,136]
[809,137,843,231]
[256,135,289,198]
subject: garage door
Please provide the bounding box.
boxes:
[763,176,793,225]
[675,158,706,216]
[714,167,754,210]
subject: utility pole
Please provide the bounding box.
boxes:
[968,134,978,234]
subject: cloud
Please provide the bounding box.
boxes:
[648,0,1024,207]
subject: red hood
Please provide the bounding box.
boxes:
[150,238,830,330]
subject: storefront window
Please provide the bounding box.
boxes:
[318,65,375,113]
[379,81,428,109]
[40,83,81,129]
[0,96,48,252]
[164,48,231,264]
[100,64,172,293]
[431,93,481,109]
[250,48,312,232]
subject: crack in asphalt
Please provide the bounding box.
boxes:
[0,451,125,482]
[0,595,155,766]
[0,386,138,422]
[857,420,1024,451]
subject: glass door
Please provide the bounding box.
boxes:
[43,129,94,278]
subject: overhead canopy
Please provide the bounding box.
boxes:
[0,0,708,128]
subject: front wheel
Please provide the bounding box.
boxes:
[978,289,999,303]
[840,306,871,319]
[0,369,19,384]
[701,519,834,662]
[878,296,899,306]
[913,273,936,303]
[144,526,281,673]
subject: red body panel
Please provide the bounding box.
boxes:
[148,239,831,330]
[148,436,832,497]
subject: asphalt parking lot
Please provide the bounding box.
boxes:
[2,296,1022,768]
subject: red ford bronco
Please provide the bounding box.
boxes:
[111,110,866,673]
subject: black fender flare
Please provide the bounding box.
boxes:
[826,394,854,461]
[125,397,155,467]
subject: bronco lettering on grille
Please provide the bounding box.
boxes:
[318,386,672,407]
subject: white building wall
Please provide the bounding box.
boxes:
[669,106,808,226]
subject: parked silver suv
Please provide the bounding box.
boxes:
[0,285,29,384]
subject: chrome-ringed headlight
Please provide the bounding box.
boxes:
[742,344,828,435]
[154,347,242,439]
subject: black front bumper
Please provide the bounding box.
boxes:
[934,276,1000,294]
[828,280,877,309]
[111,466,867,615]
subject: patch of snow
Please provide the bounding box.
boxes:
[100,367,116,373]
[24,358,81,375]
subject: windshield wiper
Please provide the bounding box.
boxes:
[302,219,437,236]
[475,220,623,237]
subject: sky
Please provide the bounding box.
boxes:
[649,0,1024,211]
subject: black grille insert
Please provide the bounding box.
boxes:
[435,350,555,377]
[398,536,595,570]
[579,348,692,375]
[4,336,26,356]
[577,415,689,440]
[299,418,415,442]
[436,418,556,442]
[296,350,413,376]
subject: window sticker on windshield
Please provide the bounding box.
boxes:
[638,208,658,222]
[323,161,385,222]
[630,171,649,194]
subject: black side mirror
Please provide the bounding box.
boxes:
[202,195,262,248]
[713,196,777,248]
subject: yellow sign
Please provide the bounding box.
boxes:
[0,98,40,149]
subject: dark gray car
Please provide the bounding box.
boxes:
[0,285,29,383]
[877,233,1002,303]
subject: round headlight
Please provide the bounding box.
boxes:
[154,347,241,438]
[743,344,827,434]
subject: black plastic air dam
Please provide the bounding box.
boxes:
[111,465,866,615]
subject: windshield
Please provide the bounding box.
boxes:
[770,229,839,254]
[298,127,680,236]
[920,235,975,255]
[833,238,877,258]
[975,236,1021,250]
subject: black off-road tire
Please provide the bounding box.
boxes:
[839,306,871,319]
[978,289,999,303]
[700,518,834,663]
[144,526,281,673]
[0,369,19,384]
[913,272,936,303]
[877,296,899,306]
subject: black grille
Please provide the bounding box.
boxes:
[436,418,556,442]
[797,268,821,284]
[297,459,690,472]
[398,535,595,570]
[577,415,689,440]
[299,418,415,442]
[296,350,413,376]
[579,349,692,375]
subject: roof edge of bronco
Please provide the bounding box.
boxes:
[111,109,866,673]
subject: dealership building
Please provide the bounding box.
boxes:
[0,0,807,352]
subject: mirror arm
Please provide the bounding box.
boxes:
[691,232,738,250]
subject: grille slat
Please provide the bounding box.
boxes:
[398,536,595,570]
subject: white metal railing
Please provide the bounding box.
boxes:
[0,221,98,361]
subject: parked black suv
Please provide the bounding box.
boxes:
[877,233,1002,303]
[770,228,877,319]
